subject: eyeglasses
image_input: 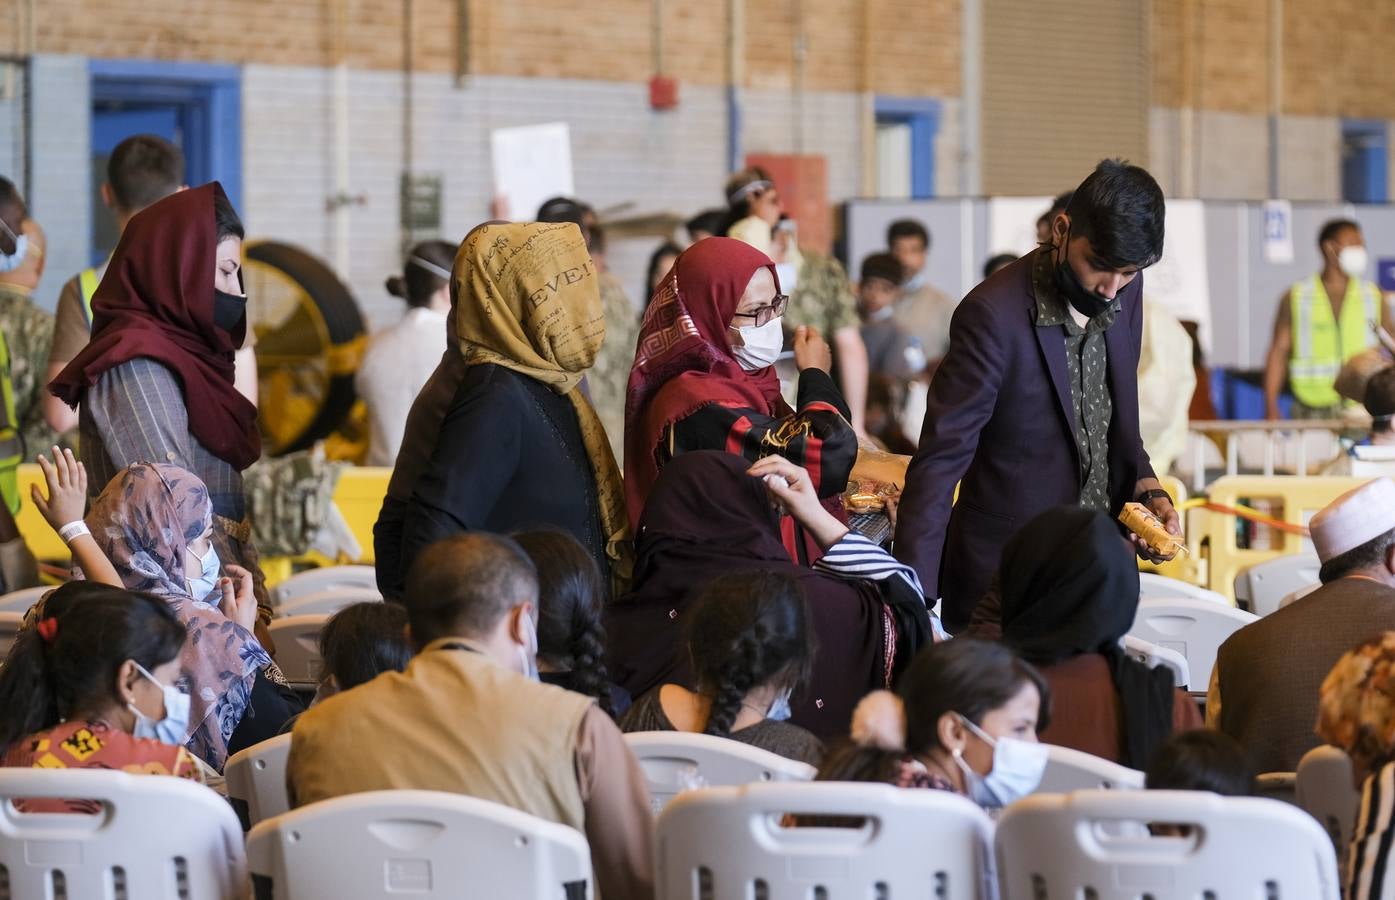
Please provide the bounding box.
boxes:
[731,294,789,328]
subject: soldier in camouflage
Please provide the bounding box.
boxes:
[0,180,59,461]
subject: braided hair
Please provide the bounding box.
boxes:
[685,571,815,738]
[514,529,615,715]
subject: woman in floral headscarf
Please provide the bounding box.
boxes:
[85,462,301,770]
[1318,632,1395,900]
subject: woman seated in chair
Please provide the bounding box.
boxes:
[1318,632,1395,900]
[608,451,934,740]
[992,506,1201,768]
[84,462,303,770]
[620,570,825,766]
[0,583,210,810]
[817,639,1049,811]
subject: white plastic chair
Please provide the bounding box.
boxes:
[1235,551,1322,616]
[276,586,382,618]
[0,584,47,613]
[1254,771,1298,805]
[225,732,293,830]
[1120,634,1192,689]
[996,790,1340,900]
[1128,596,1258,689]
[1297,745,1360,858]
[1036,744,1144,794]
[655,781,995,900]
[271,564,378,608]
[1138,572,1228,605]
[624,731,816,814]
[0,768,246,899]
[0,610,24,658]
[247,789,593,899]
[267,614,329,687]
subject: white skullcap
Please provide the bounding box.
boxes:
[1309,478,1395,563]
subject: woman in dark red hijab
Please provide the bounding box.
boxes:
[50,182,271,623]
[623,237,856,555]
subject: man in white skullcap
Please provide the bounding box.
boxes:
[1209,478,1395,772]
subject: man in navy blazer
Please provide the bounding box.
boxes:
[895,160,1181,633]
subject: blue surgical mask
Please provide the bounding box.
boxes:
[953,714,1048,809]
[0,233,27,273]
[186,543,220,602]
[129,663,191,747]
[767,687,793,722]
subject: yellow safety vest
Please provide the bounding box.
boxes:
[0,330,23,515]
[1288,275,1381,410]
[78,267,100,328]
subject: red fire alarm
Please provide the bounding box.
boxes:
[649,75,679,111]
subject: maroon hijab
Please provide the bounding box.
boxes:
[49,183,260,470]
[623,237,787,528]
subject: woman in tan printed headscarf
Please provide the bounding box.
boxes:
[375,221,630,600]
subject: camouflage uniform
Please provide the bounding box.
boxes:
[243,451,348,560]
[589,272,640,464]
[0,287,59,461]
[784,249,860,341]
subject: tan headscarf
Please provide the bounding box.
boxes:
[453,221,632,583]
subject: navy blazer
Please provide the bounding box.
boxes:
[894,250,1155,632]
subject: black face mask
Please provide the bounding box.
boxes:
[1053,229,1113,319]
[213,289,247,332]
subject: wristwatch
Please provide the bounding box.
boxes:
[1136,488,1173,507]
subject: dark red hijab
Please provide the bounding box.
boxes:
[50,183,261,470]
[623,237,787,528]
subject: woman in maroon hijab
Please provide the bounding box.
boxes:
[624,237,857,557]
[49,183,270,626]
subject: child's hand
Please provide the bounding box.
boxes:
[31,447,88,531]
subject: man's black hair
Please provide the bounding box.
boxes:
[887,219,930,250]
[1318,218,1361,249]
[1063,159,1165,270]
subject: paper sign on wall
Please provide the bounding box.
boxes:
[490,123,575,222]
[1263,200,1294,264]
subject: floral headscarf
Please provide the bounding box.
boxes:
[1318,632,1395,770]
[85,462,270,770]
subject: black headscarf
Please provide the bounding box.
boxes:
[605,450,931,739]
[998,506,1174,768]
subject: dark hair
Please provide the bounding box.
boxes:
[514,530,613,713]
[107,135,184,212]
[1145,730,1253,796]
[983,253,1019,280]
[0,583,186,756]
[1319,527,1395,583]
[685,571,815,738]
[685,209,726,242]
[318,602,411,692]
[0,177,22,254]
[0,176,23,215]
[1063,160,1164,270]
[718,167,775,236]
[1366,367,1395,431]
[646,242,682,295]
[403,533,539,645]
[536,196,597,252]
[1319,218,1361,249]
[214,190,245,243]
[387,240,455,309]
[818,639,1050,784]
[886,219,930,251]
[860,252,905,286]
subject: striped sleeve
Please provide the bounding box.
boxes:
[1349,763,1395,900]
[813,531,925,598]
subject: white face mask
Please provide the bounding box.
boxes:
[0,233,27,273]
[952,714,1048,809]
[730,317,784,372]
[185,543,220,602]
[1339,245,1369,278]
